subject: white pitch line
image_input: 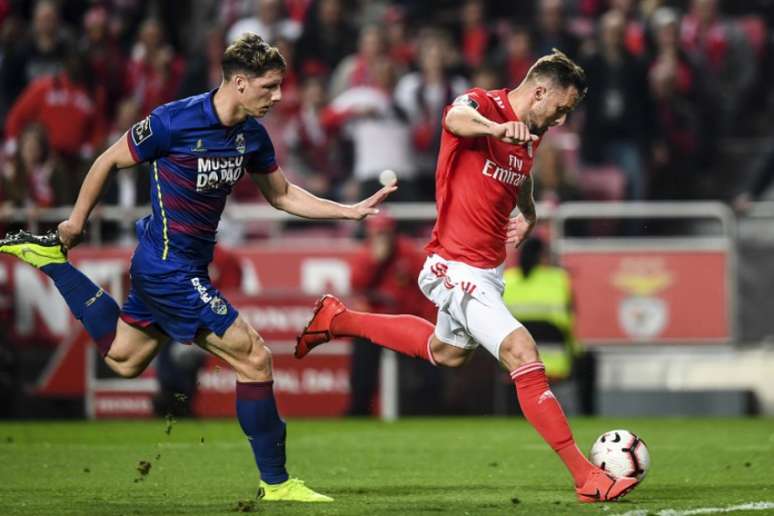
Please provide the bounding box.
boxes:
[613,501,774,516]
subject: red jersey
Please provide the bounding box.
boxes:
[426,88,539,268]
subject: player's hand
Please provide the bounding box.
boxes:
[57,219,85,250]
[492,121,538,145]
[349,183,398,220]
[506,213,536,248]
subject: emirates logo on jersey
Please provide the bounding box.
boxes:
[481,159,528,188]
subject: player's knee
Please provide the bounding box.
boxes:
[107,356,145,379]
[245,334,272,375]
[430,339,470,368]
[498,328,539,371]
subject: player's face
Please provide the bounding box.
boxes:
[242,69,284,118]
[526,85,580,136]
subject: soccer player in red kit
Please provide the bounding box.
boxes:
[296,50,638,503]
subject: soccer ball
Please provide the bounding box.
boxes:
[589,429,650,481]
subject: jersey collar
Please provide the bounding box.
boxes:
[499,88,519,122]
[204,88,224,126]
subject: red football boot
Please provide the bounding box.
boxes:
[576,469,639,503]
[295,295,346,358]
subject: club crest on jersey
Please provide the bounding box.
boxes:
[210,297,228,315]
[235,133,246,154]
[131,116,153,146]
[452,94,479,110]
[196,156,245,191]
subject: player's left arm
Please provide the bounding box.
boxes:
[252,167,397,220]
[507,175,537,248]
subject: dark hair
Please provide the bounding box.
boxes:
[222,33,286,80]
[519,237,545,279]
[525,48,587,98]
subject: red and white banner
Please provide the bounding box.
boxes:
[561,250,731,343]
[2,241,732,417]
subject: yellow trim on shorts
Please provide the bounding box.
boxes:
[153,160,169,260]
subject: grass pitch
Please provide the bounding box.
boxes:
[1,417,773,515]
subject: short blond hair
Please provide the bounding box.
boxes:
[222,33,286,80]
[525,49,587,98]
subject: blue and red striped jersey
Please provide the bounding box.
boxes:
[126,89,277,266]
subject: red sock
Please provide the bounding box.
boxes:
[331,309,436,364]
[511,361,595,487]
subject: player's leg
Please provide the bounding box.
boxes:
[0,230,121,356]
[196,315,332,503]
[295,295,476,367]
[295,294,438,362]
[468,298,638,502]
[104,319,169,378]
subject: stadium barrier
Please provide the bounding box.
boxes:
[3,201,747,418]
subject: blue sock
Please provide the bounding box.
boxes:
[236,381,289,485]
[41,262,120,356]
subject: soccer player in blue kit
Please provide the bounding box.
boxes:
[0,33,395,502]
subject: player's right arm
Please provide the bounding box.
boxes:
[58,112,169,249]
[444,94,537,145]
[57,135,138,249]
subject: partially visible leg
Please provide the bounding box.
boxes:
[197,315,331,502]
[498,327,595,488]
[296,295,436,362]
[104,319,168,378]
[471,299,638,502]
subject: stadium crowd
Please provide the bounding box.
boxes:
[0,0,772,238]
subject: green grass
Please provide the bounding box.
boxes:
[1,418,773,515]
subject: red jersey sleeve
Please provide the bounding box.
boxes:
[441,88,495,127]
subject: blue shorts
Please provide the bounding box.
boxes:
[120,249,238,343]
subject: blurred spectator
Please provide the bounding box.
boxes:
[1,123,64,220]
[680,0,756,128]
[649,8,704,99]
[125,18,185,116]
[100,98,148,242]
[532,135,582,206]
[227,0,302,43]
[177,26,227,99]
[0,14,27,123]
[270,36,302,115]
[282,76,340,197]
[395,30,468,200]
[17,0,72,85]
[533,0,580,60]
[4,50,106,203]
[329,24,390,98]
[295,0,357,77]
[383,5,415,69]
[580,10,651,200]
[495,23,535,86]
[285,0,313,23]
[609,0,647,57]
[455,0,493,70]
[648,53,703,200]
[329,58,419,203]
[470,63,502,90]
[346,211,435,416]
[79,6,126,120]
